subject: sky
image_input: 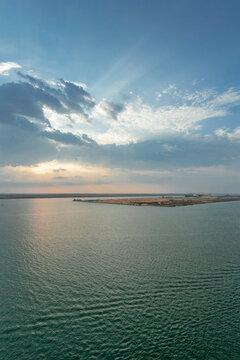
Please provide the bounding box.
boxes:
[0,0,240,193]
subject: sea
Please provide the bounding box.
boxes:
[0,198,239,359]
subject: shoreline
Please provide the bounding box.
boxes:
[73,196,240,207]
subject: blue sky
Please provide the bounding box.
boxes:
[0,0,240,193]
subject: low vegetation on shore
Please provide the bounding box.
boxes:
[73,196,240,207]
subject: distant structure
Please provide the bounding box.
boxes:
[185,193,208,198]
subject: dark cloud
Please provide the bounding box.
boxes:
[0,73,124,163]
[17,72,51,91]
[0,124,57,166]
[106,136,240,169]
[59,79,95,111]
[41,129,97,146]
[0,81,62,127]
[52,176,65,180]
[101,101,124,120]
[60,134,240,171]
[13,116,41,132]
[17,72,95,120]
[0,73,99,166]
[0,178,112,188]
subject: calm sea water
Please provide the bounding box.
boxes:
[0,199,239,359]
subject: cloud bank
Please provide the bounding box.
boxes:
[1,67,240,192]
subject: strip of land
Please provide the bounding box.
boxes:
[73,196,240,207]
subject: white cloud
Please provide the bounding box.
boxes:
[90,128,137,145]
[88,88,240,145]
[215,126,240,140]
[0,61,21,75]
[162,84,177,95]
[211,88,240,106]
[183,89,215,104]
[96,96,226,144]
[42,106,87,130]
[92,100,113,122]
[119,99,225,132]
[37,82,240,147]
[162,144,176,152]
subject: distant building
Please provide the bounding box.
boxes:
[185,193,208,198]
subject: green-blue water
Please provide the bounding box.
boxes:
[0,199,240,359]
